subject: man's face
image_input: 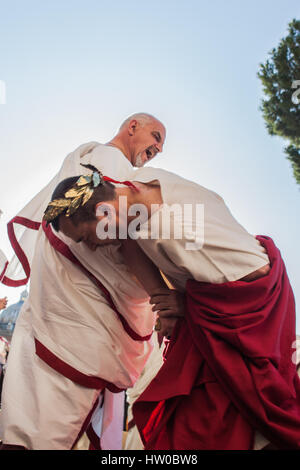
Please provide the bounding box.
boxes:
[59,215,119,251]
[131,120,166,167]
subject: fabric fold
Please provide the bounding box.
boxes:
[133,236,300,450]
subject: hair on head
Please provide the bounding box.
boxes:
[49,176,116,232]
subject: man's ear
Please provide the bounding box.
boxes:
[128,119,139,136]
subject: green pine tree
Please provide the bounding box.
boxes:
[258,19,300,185]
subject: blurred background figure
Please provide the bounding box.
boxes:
[0,210,8,284]
[0,337,9,408]
[0,290,28,341]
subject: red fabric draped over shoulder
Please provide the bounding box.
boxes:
[133,236,300,450]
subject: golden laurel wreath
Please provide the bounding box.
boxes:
[43,164,103,225]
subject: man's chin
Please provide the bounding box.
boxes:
[134,154,146,168]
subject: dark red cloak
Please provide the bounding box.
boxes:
[133,236,300,450]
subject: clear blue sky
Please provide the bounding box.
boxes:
[0,0,299,332]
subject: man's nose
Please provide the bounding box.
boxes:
[155,142,163,153]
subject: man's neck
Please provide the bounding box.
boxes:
[105,137,132,164]
[126,182,163,220]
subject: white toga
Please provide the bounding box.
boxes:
[0,144,155,450]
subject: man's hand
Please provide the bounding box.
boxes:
[0,297,7,310]
[155,316,179,338]
[150,288,185,318]
[151,288,185,337]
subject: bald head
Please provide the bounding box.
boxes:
[108,113,166,167]
[119,113,164,131]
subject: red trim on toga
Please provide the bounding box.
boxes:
[2,215,152,399]
[72,393,103,450]
[42,221,152,343]
[133,236,300,450]
[35,338,122,393]
[0,261,8,283]
[2,216,41,287]
[86,423,102,450]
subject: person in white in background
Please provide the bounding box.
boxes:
[0,113,172,450]
[0,337,9,408]
[0,210,8,302]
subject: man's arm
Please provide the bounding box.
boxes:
[121,239,168,296]
[121,239,184,336]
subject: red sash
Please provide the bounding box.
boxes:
[133,236,300,450]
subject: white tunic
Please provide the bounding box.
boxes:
[0,143,155,450]
[133,167,269,288]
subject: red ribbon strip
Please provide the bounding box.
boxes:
[103,176,140,192]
